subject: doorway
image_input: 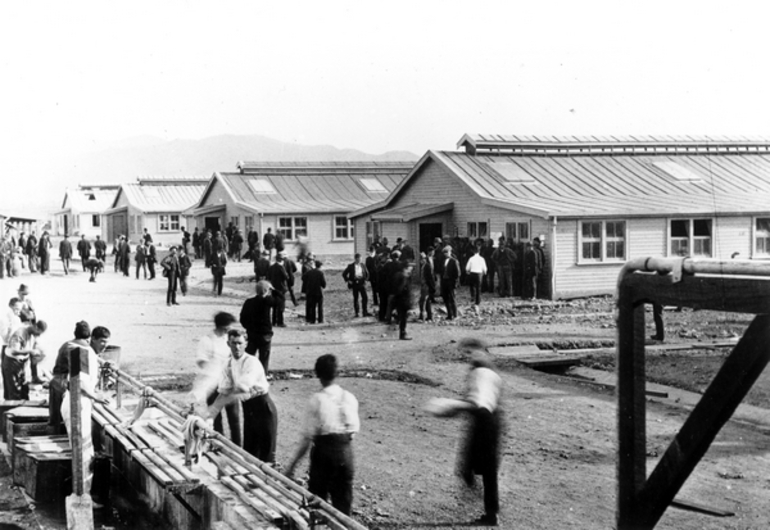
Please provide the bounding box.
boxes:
[418,223,443,252]
[205,217,221,233]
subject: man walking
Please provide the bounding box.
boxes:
[267,252,289,327]
[59,234,73,275]
[240,280,278,372]
[94,235,107,261]
[342,253,370,317]
[303,260,326,324]
[285,354,360,516]
[77,235,91,271]
[466,245,488,306]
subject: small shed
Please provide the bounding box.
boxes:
[187,162,413,257]
[104,176,208,246]
[350,134,770,299]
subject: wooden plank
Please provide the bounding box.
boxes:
[242,474,310,530]
[632,314,770,529]
[488,344,542,356]
[671,498,735,517]
[220,475,282,524]
[512,355,583,368]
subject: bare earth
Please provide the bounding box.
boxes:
[1,256,769,530]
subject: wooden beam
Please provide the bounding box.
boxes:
[616,286,648,528]
[633,314,770,528]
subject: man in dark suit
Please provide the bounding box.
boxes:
[93,235,107,261]
[303,260,327,324]
[263,228,275,260]
[240,280,279,371]
[393,261,414,340]
[378,250,401,323]
[441,245,460,320]
[77,235,91,271]
[342,253,370,318]
[267,252,289,327]
[59,234,73,275]
[254,250,271,281]
[419,247,436,321]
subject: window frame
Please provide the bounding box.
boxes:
[159,214,181,232]
[667,218,713,258]
[577,219,628,264]
[753,217,770,258]
[277,216,308,241]
[467,221,488,240]
[333,216,354,241]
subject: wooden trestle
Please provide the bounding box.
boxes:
[615,257,770,529]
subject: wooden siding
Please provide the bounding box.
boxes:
[260,213,354,257]
[553,216,760,299]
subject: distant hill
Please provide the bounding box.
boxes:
[6,135,419,217]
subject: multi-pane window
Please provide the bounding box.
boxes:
[159,214,180,232]
[505,221,530,242]
[669,219,712,257]
[245,216,254,232]
[230,216,239,228]
[278,217,307,241]
[334,216,354,240]
[467,222,488,240]
[756,218,770,257]
[579,220,626,262]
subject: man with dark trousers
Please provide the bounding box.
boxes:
[342,253,370,318]
[263,228,275,260]
[285,354,360,516]
[93,235,107,261]
[267,252,289,327]
[419,246,436,322]
[393,261,414,340]
[240,280,279,372]
[441,246,460,320]
[365,247,379,307]
[303,260,326,324]
[77,235,91,271]
[378,250,401,323]
[254,250,271,281]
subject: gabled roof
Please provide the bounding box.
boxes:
[353,137,770,220]
[107,178,209,213]
[192,162,412,215]
[61,186,119,213]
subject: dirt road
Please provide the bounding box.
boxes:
[1,257,769,529]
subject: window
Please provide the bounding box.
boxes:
[467,222,488,240]
[756,218,770,257]
[245,216,254,232]
[92,214,101,228]
[230,216,239,228]
[505,221,530,242]
[278,217,307,241]
[669,218,712,257]
[159,214,181,232]
[334,216,354,240]
[579,220,626,263]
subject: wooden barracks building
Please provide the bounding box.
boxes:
[187,161,412,257]
[350,134,770,299]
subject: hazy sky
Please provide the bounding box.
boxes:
[2,1,769,211]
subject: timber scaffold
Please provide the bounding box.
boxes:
[615,257,770,529]
[96,368,367,530]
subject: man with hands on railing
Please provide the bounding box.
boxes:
[207,329,277,464]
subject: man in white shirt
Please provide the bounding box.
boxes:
[458,338,503,526]
[192,312,236,435]
[209,329,277,463]
[465,245,488,306]
[285,354,360,515]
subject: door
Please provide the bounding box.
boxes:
[205,217,221,233]
[418,223,443,252]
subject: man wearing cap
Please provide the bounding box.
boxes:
[2,320,47,400]
[77,235,91,271]
[240,280,279,372]
[254,250,271,282]
[441,246,461,320]
[342,253,370,318]
[378,250,401,323]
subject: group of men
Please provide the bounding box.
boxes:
[0,230,56,277]
[0,284,45,399]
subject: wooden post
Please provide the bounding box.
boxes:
[65,347,93,530]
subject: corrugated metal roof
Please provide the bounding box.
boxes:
[63,187,119,212]
[370,202,454,222]
[214,163,411,214]
[119,182,207,213]
[433,150,770,218]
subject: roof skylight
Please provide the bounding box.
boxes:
[484,161,536,184]
[359,178,387,193]
[248,179,277,194]
[652,161,703,182]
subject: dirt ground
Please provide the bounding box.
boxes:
[1,254,769,529]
